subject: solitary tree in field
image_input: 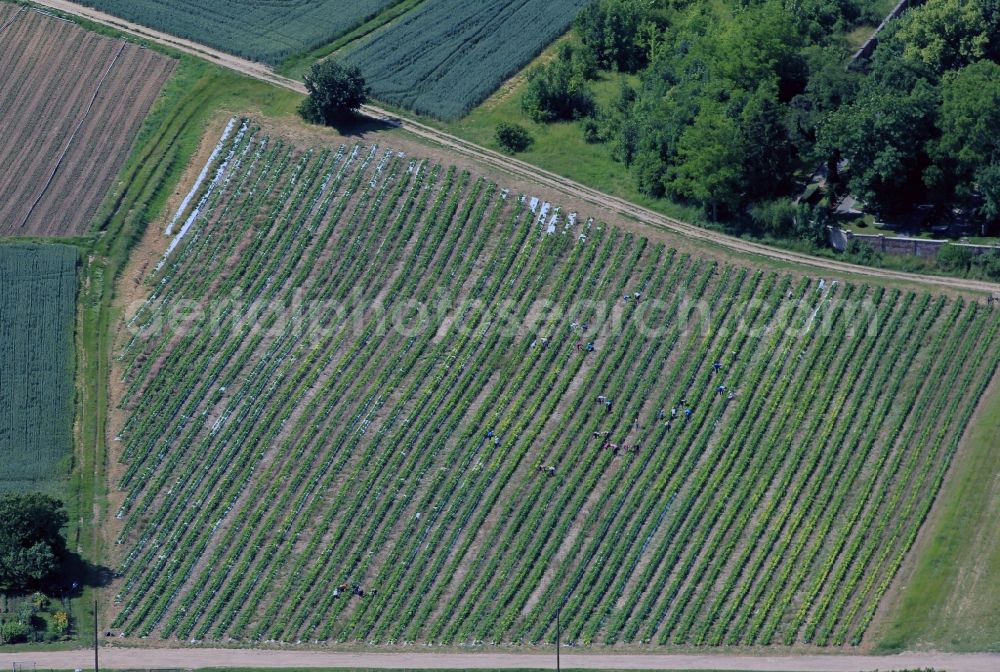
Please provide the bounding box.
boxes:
[0,493,68,594]
[299,59,369,125]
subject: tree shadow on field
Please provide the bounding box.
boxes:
[328,111,400,137]
[50,550,115,597]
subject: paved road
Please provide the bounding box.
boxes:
[3,649,1000,671]
[26,0,1000,296]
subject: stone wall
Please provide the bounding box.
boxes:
[851,0,916,63]
[835,229,1000,259]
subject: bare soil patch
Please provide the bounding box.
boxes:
[0,8,173,236]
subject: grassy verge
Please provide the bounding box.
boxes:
[275,0,426,80]
[875,375,1000,652]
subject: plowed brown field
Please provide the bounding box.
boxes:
[0,4,173,236]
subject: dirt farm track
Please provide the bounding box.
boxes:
[2,649,1000,671]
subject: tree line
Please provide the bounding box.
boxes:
[513,0,1000,240]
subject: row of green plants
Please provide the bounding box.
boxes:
[114,139,397,634]
[111,126,1000,646]
[0,243,78,490]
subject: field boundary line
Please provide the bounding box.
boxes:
[0,5,26,33]
[31,7,75,24]
[18,39,128,230]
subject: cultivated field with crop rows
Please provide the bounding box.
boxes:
[110,120,1000,648]
[0,244,78,492]
[0,4,173,236]
[344,0,589,119]
[75,0,399,64]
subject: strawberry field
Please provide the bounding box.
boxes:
[111,120,1000,647]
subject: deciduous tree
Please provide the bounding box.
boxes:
[0,493,68,594]
[934,60,1000,197]
[299,60,369,125]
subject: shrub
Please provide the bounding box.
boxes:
[751,199,800,236]
[495,123,533,153]
[521,47,596,123]
[937,243,973,272]
[847,239,883,265]
[30,592,49,611]
[0,621,31,645]
[53,611,69,635]
[581,118,602,144]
